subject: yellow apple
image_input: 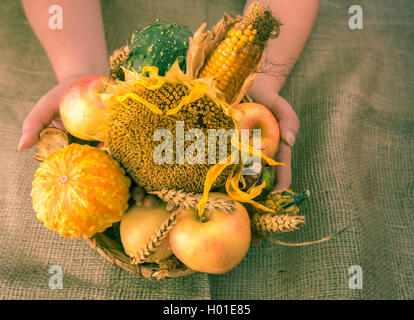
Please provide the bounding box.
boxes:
[169,193,251,274]
[120,202,173,263]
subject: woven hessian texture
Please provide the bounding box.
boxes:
[0,0,413,299]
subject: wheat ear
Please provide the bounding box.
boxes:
[151,257,182,280]
[109,45,130,79]
[149,189,235,213]
[131,208,182,264]
[251,213,306,233]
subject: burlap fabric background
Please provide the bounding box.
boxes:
[1,0,413,299]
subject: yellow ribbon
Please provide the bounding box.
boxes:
[197,154,234,217]
[197,131,285,217]
[118,66,207,117]
[133,66,165,90]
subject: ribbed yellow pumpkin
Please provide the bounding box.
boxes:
[31,143,131,238]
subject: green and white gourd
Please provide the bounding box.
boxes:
[126,19,193,76]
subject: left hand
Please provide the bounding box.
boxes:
[248,91,300,191]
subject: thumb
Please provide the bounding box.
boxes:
[19,91,61,151]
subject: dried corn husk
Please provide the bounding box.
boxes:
[186,13,240,80]
[186,8,269,106]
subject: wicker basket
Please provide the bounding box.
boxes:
[84,226,196,280]
[83,189,238,279]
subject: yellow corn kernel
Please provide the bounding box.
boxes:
[198,2,280,103]
[231,36,239,44]
[217,67,226,76]
[203,67,211,75]
[218,79,229,87]
[238,52,248,60]
[225,46,233,54]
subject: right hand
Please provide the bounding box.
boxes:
[18,74,87,151]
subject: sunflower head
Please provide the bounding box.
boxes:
[103,61,239,193]
[103,61,283,217]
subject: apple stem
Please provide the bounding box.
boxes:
[197,213,208,223]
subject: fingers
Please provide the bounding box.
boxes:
[274,142,292,190]
[50,118,66,131]
[267,95,300,148]
[267,95,298,190]
[19,91,61,151]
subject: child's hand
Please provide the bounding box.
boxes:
[18,74,87,151]
[20,0,109,151]
[242,0,318,189]
[249,89,300,191]
[267,94,299,191]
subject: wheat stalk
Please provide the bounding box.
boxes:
[131,208,182,264]
[149,189,235,213]
[251,213,305,233]
[252,220,355,247]
[109,45,130,79]
[152,257,182,280]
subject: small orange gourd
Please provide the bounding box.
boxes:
[31,143,131,238]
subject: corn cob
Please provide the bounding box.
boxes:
[251,213,306,233]
[198,2,281,103]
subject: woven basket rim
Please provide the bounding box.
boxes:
[84,231,196,279]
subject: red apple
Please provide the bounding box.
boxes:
[60,75,110,141]
[169,193,251,274]
[235,102,280,159]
